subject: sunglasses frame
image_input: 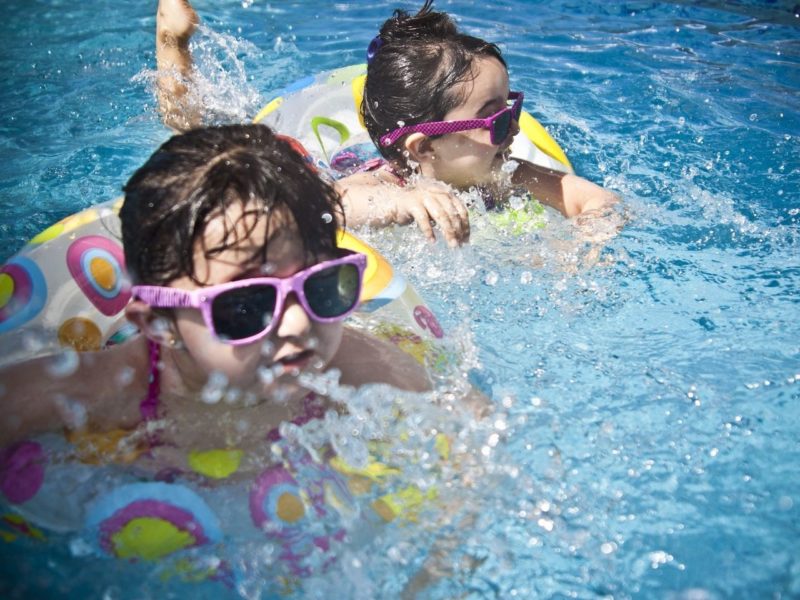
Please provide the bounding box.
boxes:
[380,91,524,148]
[132,251,367,346]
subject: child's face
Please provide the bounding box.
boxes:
[420,57,518,189]
[168,203,344,399]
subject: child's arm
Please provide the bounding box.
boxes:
[0,344,147,447]
[155,0,202,131]
[335,172,471,247]
[332,327,432,392]
[510,159,618,217]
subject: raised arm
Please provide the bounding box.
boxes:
[155,0,202,131]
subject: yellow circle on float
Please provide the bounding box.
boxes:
[187,449,243,479]
[89,256,116,291]
[112,517,195,561]
[57,317,102,352]
[0,273,14,310]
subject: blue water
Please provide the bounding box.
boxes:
[1,1,799,598]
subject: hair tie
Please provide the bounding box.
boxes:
[366,35,384,64]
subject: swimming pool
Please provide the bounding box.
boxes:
[1,0,798,598]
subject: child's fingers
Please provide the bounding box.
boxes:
[408,204,437,243]
[434,193,470,246]
[423,195,462,247]
[444,194,470,243]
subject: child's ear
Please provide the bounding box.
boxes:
[125,300,174,345]
[403,132,435,164]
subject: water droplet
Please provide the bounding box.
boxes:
[201,371,229,404]
[501,159,520,174]
[601,542,617,554]
[508,194,525,210]
[537,517,554,532]
[46,350,80,378]
[54,394,87,429]
[115,366,135,387]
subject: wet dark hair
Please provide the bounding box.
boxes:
[362,0,506,166]
[121,124,343,286]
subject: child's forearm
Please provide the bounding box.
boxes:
[511,160,618,217]
[334,177,405,229]
[560,173,619,217]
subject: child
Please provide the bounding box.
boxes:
[153,0,618,248]
[0,123,429,456]
[339,0,619,245]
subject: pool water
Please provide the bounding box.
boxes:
[1,1,799,598]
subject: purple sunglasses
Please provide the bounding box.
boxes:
[380,91,524,148]
[132,251,367,346]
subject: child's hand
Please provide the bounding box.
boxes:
[336,174,470,246]
[394,181,470,247]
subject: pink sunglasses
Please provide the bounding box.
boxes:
[132,251,366,345]
[380,91,524,147]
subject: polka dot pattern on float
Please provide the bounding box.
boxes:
[0,257,47,334]
[249,466,307,533]
[57,317,103,352]
[66,236,130,316]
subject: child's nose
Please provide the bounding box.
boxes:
[274,292,312,338]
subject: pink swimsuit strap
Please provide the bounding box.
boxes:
[141,339,324,443]
[140,340,161,422]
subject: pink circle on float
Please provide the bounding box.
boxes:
[66,236,130,316]
[0,441,45,504]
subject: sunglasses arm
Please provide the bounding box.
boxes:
[132,286,200,309]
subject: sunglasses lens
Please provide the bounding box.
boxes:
[211,285,277,341]
[512,99,522,120]
[493,111,512,144]
[304,263,361,318]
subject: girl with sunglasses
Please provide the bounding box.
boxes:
[153,0,618,247]
[0,123,429,459]
[337,0,618,245]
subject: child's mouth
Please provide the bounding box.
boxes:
[275,349,314,373]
